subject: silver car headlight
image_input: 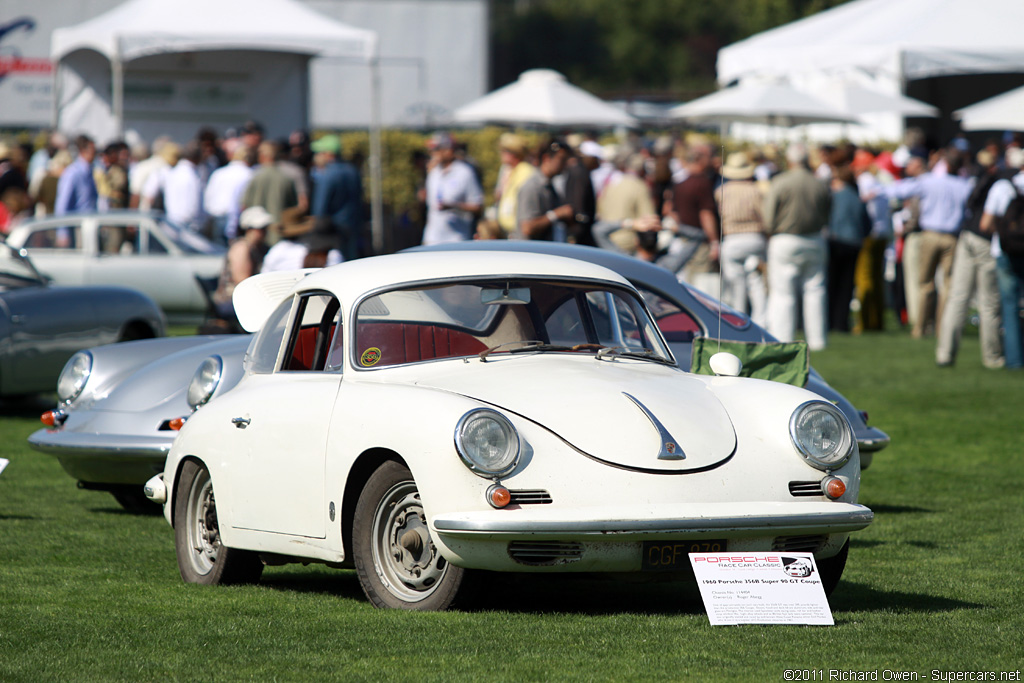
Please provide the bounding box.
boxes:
[789,400,854,470]
[454,409,521,478]
[187,356,224,411]
[57,351,93,405]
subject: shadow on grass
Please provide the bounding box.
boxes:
[260,567,708,615]
[830,581,984,614]
[864,504,935,514]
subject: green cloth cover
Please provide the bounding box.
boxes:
[689,338,809,387]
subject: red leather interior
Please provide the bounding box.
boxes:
[356,322,486,367]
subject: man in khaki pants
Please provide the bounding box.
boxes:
[881,149,973,338]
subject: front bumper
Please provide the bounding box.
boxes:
[857,426,890,453]
[28,428,170,485]
[431,501,872,572]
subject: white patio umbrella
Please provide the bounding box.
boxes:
[453,69,638,128]
[954,85,1024,132]
[670,82,856,126]
[817,81,939,118]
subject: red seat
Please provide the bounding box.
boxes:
[356,322,486,367]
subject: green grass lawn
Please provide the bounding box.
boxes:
[1,325,1022,681]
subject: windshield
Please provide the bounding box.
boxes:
[353,278,673,368]
[159,218,225,256]
[0,244,45,290]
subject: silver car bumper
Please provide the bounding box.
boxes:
[28,428,170,485]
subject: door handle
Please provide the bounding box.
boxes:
[10,315,25,324]
[231,417,250,429]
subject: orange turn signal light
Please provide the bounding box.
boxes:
[486,484,511,509]
[41,411,57,427]
[822,476,846,500]
[168,417,186,431]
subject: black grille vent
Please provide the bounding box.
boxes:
[508,541,583,566]
[509,489,553,505]
[773,535,827,552]
[788,481,823,497]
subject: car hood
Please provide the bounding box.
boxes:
[89,335,251,413]
[409,356,737,473]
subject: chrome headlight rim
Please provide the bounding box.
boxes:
[186,355,224,411]
[454,408,521,479]
[56,351,93,406]
[789,399,855,471]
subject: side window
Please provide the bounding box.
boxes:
[99,225,141,255]
[546,297,588,346]
[26,226,82,251]
[145,229,170,255]
[246,298,294,374]
[638,287,702,342]
[281,293,342,372]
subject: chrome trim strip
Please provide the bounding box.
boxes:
[434,506,874,535]
[622,392,685,460]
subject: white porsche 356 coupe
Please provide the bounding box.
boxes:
[145,251,873,610]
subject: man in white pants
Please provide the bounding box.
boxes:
[763,143,832,351]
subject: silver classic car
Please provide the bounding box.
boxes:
[29,244,888,511]
[0,243,165,399]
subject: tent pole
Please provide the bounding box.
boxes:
[112,55,124,141]
[51,59,61,129]
[369,55,384,255]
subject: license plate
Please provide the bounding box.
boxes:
[642,539,726,572]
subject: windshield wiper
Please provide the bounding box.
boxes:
[479,340,570,361]
[596,346,672,364]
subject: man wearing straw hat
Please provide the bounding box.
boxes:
[716,151,767,327]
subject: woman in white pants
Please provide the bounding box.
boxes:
[716,152,768,327]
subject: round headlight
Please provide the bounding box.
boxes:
[454,409,521,478]
[57,351,93,405]
[789,400,854,470]
[187,356,224,410]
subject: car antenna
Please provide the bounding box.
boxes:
[717,141,725,354]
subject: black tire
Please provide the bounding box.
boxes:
[352,460,467,610]
[112,489,162,515]
[817,539,849,597]
[174,460,263,585]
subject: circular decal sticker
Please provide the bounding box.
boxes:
[360,347,382,367]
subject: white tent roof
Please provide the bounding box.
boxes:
[670,82,855,126]
[718,0,1024,84]
[51,0,378,63]
[954,86,1024,132]
[453,69,637,128]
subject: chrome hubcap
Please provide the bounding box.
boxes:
[186,470,219,575]
[371,481,447,602]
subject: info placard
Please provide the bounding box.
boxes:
[689,552,834,625]
[0,458,8,476]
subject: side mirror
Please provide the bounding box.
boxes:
[709,352,742,377]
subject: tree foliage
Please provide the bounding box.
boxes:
[490,0,853,98]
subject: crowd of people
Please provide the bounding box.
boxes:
[2,122,1022,369]
[418,128,1024,369]
[0,122,363,327]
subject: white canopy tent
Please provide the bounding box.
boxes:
[670,82,855,127]
[51,0,378,142]
[955,86,1024,132]
[453,69,638,128]
[717,0,1024,142]
[51,0,389,251]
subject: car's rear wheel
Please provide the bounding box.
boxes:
[817,539,849,596]
[174,460,262,585]
[352,460,466,610]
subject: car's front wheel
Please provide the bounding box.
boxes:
[352,460,467,610]
[174,459,263,585]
